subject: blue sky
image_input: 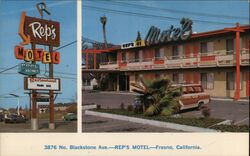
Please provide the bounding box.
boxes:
[0,0,77,109]
[83,0,249,45]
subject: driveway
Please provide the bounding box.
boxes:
[83,91,249,125]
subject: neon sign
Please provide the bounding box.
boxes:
[145,18,193,45]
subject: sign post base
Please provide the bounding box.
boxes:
[49,123,55,129]
[31,118,38,130]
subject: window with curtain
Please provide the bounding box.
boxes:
[201,73,207,89]
[226,38,234,54]
[226,72,235,90]
[200,42,208,54]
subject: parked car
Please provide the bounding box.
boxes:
[0,114,4,122]
[63,113,77,121]
[173,84,211,111]
[4,114,26,123]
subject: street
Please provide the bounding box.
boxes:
[0,120,77,133]
[83,91,249,126]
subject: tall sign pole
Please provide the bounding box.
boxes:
[31,43,38,130]
[49,45,55,129]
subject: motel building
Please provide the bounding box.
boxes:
[82,22,249,100]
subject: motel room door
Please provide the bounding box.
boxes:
[119,75,130,91]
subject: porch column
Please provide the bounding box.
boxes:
[116,74,120,91]
[224,23,245,101]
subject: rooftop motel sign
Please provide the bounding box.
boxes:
[144,18,193,45]
[19,11,60,47]
[121,40,145,49]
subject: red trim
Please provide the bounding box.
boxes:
[200,56,215,61]
[154,59,164,64]
[193,44,199,57]
[193,73,200,84]
[185,44,190,58]
[191,25,249,39]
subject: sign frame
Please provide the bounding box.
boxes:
[24,77,61,91]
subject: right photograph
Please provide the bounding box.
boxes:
[82,0,249,132]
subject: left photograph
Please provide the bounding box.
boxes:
[0,1,77,132]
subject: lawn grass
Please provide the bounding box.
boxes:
[38,112,66,120]
[93,109,222,128]
[93,109,249,132]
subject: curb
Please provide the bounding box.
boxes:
[85,110,219,132]
[82,104,97,110]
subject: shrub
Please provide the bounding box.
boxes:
[120,103,125,110]
[127,104,134,112]
[201,106,211,118]
[96,104,101,110]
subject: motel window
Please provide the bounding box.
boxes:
[201,73,207,89]
[134,51,139,62]
[172,45,178,59]
[155,48,160,58]
[226,39,234,54]
[226,72,235,90]
[200,42,207,54]
[226,72,243,90]
[121,52,126,62]
[155,48,164,60]
[201,73,214,89]
[173,73,179,84]
[207,73,214,89]
[139,50,143,62]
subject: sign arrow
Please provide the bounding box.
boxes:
[18,11,30,45]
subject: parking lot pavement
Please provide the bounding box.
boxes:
[0,120,77,133]
[82,114,184,132]
[83,91,249,125]
[179,100,249,125]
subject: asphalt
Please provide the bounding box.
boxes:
[0,120,77,133]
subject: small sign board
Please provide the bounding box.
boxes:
[121,40,145,49]
[24,77,61,91]
[18,63,40,75]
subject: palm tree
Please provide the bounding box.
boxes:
[131,78,181,116]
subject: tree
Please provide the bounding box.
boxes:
[66,104,77,114]
[131,78,181,116]
[136,31,142,41]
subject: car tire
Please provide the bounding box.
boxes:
[197,102,204,110]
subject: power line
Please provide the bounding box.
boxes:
[0,65,18,74]
[83,5,238,25]
[93,0,249,20]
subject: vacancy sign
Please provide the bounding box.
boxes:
[24,77,61,91]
